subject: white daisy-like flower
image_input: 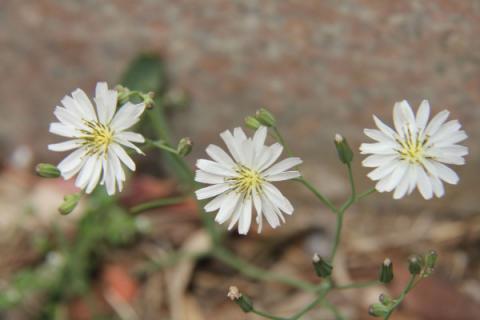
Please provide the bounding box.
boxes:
[195,126,302,235]
[48,82,146,195]
[360,100,468,199]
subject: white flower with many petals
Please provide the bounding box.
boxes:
[360,100,468,199]
[195,127,302,235]
[48,82,146,195]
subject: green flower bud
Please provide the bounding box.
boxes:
[245,116,261,130]
[334,134,353,164]
[379,293,394,307]
[408,254,423,275]
[312,253,333,278]
[255,108,276,127]
[379,258,394,284]
[177,137,193,157]
[425,250,438,270]
[58,193,81,215]
[368,303,389,317]
[143,91,156,109]
[36,163,61,178]
[227,286,253,313]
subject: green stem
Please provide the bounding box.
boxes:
[322,299,346,320]
[212,247,317,292]
[356,187,376,202]
[252,309,289,320]
[384,275,417,319]
[329,210,345,262]
[289,285,331,320]
[272,127,293,156]
[296,177,338,213]
[129,196,186,214]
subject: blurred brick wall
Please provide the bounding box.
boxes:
[1,0,479,209]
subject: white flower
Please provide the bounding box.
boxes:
[48,82,146,195]
[195,126,302,235]
[360,100,468,199]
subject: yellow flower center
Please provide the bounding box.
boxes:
[80,120,114,156]
[397,126,428,164]
[231,165,264,195]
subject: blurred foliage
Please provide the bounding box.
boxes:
[0,191,141,318]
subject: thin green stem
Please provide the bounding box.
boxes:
[272,127,293,156]
[252,309,288,320]
[322,299,346,320]
[129,196,186,214]
[212,247,317,292]
[289,284,331,320]
[329,210,345,262]
[147,139,179,154]
[384,275,417,319]
[296,177,338,213]
[356,187,376,202]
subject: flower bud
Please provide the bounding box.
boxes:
[312,253,333,278]
[379,258,394,284]
[334,134,353,164]
[227,286,253,313]
[58,193,81,215]
[425,250,438,269]
[245,116,261,130]
[36,163,61,178]
[177,137,193,157]
[143,91,156,109]
[255,108,276,127]
[408,254,423,275]
[379,293,394,307]
[368,303,388,317]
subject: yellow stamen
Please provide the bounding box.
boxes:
[397,125,427,164]
[229,165,264,195]
[80,120,114,156]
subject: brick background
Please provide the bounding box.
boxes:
[1,0,479,209]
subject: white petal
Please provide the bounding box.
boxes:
[373,115,396,138]
[196,159,236,177]
[252,188,263,233]
[227,200,243,231]
[362,154,398,168]
[54,107,85,128]
[49,123,77,138]
[359,142,397,155]
[263,183,294,215]
[262,157,302,176]
[94,82,117,124]
[253,126,268,154]
[425,110,449,136]
[416,100,430,130]
[48,140,81,152]
[102,157,116,195]
[110,143,136,171]
[72,88,97,121]
[195,170,225,184]
[220,129,242,163]
[265,171,301,181]
[261,195,280,229]
[367,159,398,181]
[432,162,459,185]
[75,156,97,190]
[108,149,126,191]
[116,131,145,143]
[195,183,231,200]
[238,197,253,235]
[383,162,408,192]
[110,102,145,131]
[204,193,227,212]
[393,167,411,199]
[430,175,445,198]
[85,157,103,194]
[256,143,283,171]
[206,144,235,167]
[215,192,241,224]
[364,128,394,142]
[115,137,144,155]
[416,168,433,199]
[57,147,86,173]
[233,127,247,141]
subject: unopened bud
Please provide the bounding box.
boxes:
[368,303,388,317]
[58,193,81,215]
[312,253,332,278]
[227,286,252,313]
[143,91,155,109]
[408,254,423,275]
[425,250,438,270]
[379,293,394,307]
[255,108,276,127]
[177,137,193,157]
[334,134,353,164]
[379,258,394,284]
[245,116,261,130]
[36,163,61,178]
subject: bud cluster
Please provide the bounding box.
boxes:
[245,108,276,129]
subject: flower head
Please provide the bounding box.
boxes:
[195,127,302,234]
[360,100,468,199]
[48,82,146,195]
